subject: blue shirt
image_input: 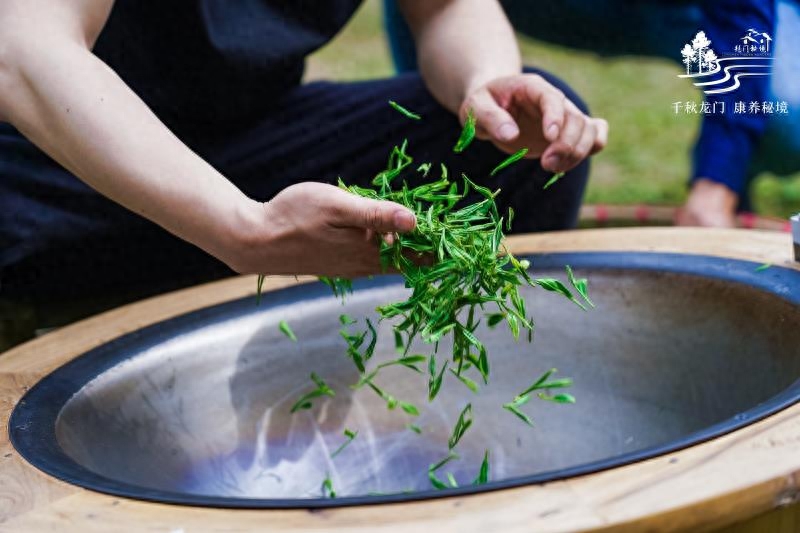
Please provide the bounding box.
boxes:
[692,0,775,196]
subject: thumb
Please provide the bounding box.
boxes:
[329,189,416,233]
[466,88,519,143]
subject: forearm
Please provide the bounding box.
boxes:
[398,0,521,114]
[0,40,259,267]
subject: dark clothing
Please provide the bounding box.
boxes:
[0,70,589,305]
[94,0,363,137]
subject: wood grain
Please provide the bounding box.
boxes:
[0,228,798,532]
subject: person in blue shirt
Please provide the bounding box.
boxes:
[0,1,607,346]
[385,0,800,227]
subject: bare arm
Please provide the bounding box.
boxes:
[398,0,608,173]
[0,0,414,277]
[397,0,520,114]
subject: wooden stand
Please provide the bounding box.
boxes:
[1,228,799,532]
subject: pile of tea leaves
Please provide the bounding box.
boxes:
[259,101,592,496]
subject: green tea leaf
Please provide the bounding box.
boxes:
[400,401,420,416]
[448,403,473,449]
[256,275,266,305]
[755,263,773,272]
[486,313,506,328]
[331,428,359,458]
[290,372,335,413]
[453,109,477,153]
[565,265,594,308]
[536,278,586,310]
[407,424,423,434]
[506,207,515,232]
[450,368,479,394]
[473,450,490,485]
[428,451,459,490]
[538,392,576,404]
[502,402,534,426]
[321,474,336,498]
[279,320,297,341]
[428,355,448,401]
[364,318,378,361]
[319,276,352,301]
[543,172,565,190]
[389,100,422,120]
[490,148,529,176]
[519,368,573,397]
[339,314,357,325]
[394,328,405,353]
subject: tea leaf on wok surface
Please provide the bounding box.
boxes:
[331,428,359,458]
[290,373,335,413]
[321,474,336,498]
[473,450,490,485]
[428,451,459,490]
[278,320,297,341]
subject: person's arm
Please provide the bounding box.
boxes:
[398,0,608,173]
[0,0,415,278]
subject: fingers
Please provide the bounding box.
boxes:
[463,88,519,143]
[591,118,609,155]
[538,100,579,171]
[326,187,416,234]
[523,78,566,143]
[541,104,608,172]
[470,74,607,170]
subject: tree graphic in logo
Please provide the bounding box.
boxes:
[681,44,694,74]
[683,31,718,74]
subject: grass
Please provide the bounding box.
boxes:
[306,0,800,219]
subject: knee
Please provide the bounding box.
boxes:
[522,65,591,117]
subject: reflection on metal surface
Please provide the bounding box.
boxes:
[10,253,800,507]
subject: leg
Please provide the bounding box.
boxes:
[0,124,233,307]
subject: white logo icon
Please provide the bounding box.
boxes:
[678,30,772,95]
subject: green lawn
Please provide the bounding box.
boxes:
[307,0,800,219]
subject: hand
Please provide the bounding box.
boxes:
[461,74,608,173]
[676,179,738,228]
[226,182,416,277]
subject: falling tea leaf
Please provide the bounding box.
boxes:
[490,148,529,176]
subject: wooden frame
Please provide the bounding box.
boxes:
[1,228,799,532]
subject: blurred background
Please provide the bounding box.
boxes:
[305,0,800,220]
